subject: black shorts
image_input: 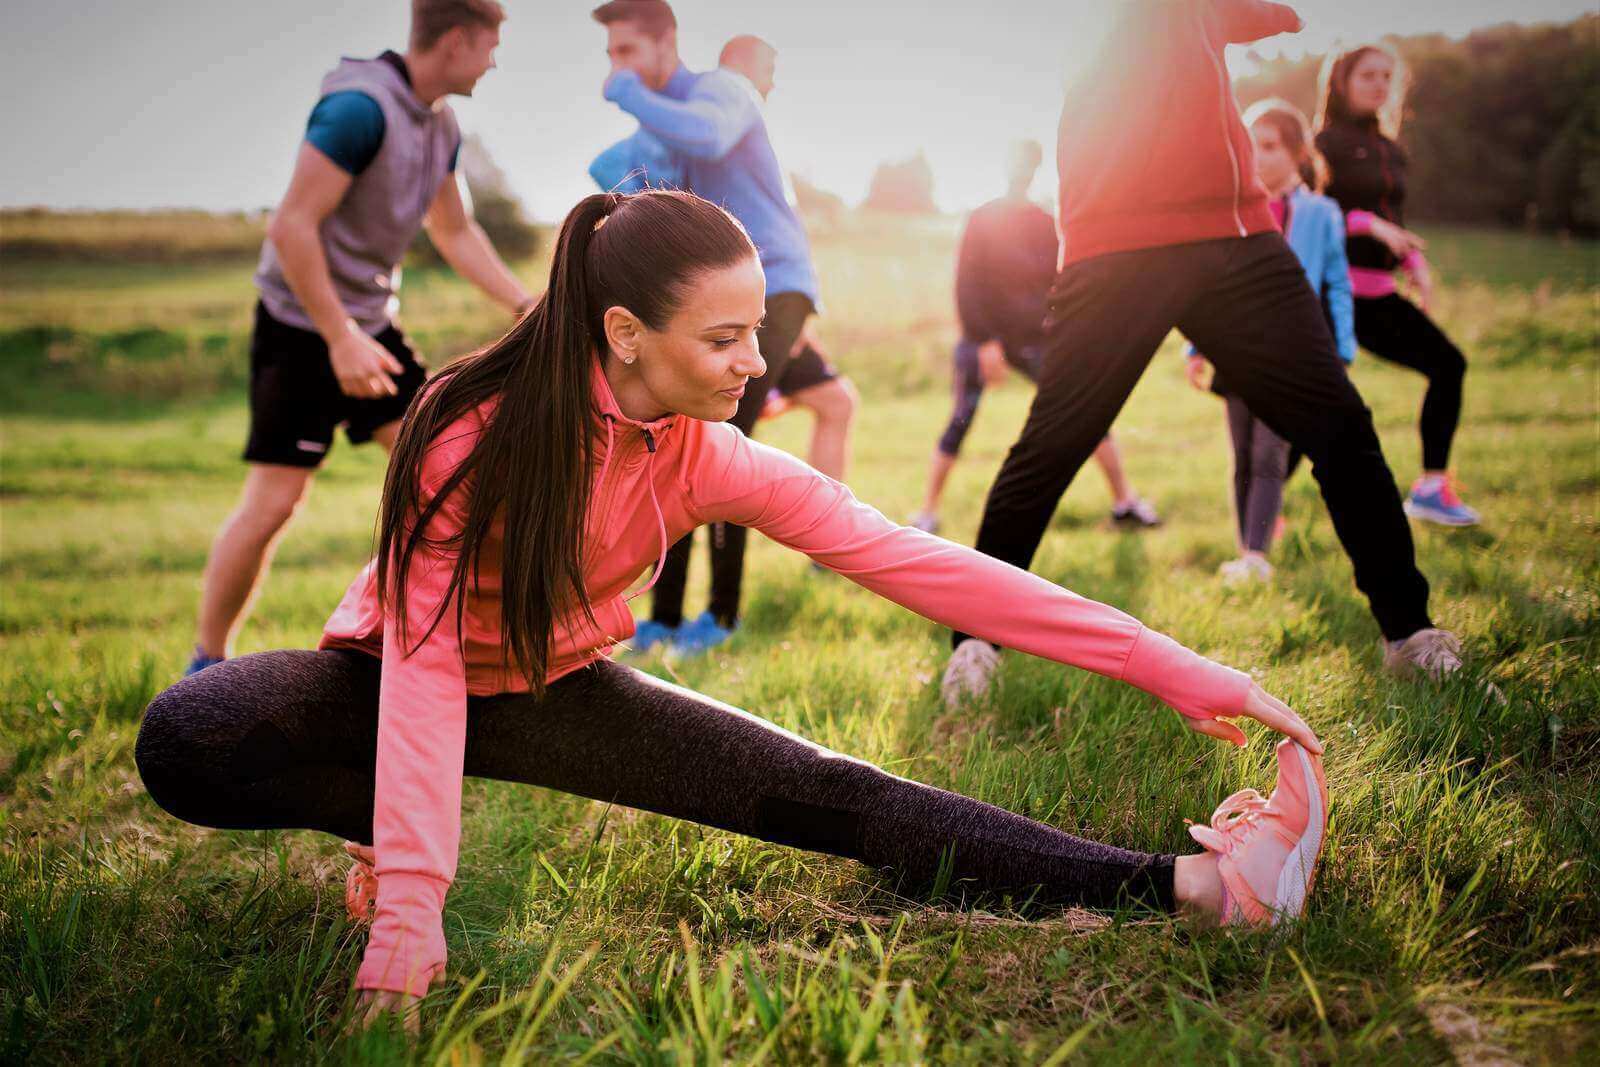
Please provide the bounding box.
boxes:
[242,302,427,468]
[731,292,838,431]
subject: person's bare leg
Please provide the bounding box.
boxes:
[788,377,858,482]
[368,419,402,452]
[920,450,959,517]
[1092,434,1136,508]
[194,464,316,659]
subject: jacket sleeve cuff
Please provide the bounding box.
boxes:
[355,872,451,996]
[1118,626,1255,721]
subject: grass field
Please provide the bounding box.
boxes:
[1,220,1597,1063]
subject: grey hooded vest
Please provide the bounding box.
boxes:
[255,57,460,335]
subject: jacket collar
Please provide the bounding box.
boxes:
[591,358,677,440]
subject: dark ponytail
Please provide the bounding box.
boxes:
[377,190,755,695]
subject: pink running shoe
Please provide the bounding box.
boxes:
[343,842,378,924]
[1189,739,1328,925]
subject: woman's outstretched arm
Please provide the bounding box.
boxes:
[686,426,1320,750]
[358,429,479,999]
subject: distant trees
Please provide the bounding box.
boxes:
[410,134,542,264]
[1235,14,1600,235]
[863,152,938,214]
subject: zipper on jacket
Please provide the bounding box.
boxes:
[1200,22,1247,237]
[642,428,657,453]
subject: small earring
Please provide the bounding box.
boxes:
[622,355,636,365]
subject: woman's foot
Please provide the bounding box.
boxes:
[1404,474,1480,526]
[1187,739,1327,925]
[909,510,941,535]
[344,842,378,924]
[941,638,1000,709]
[673,612,736,655]
[629,619,677,655]
[1218,554,1274,585]
[1111,497,1163,528]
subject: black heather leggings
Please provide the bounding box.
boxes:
[135,650,1176,912]
[1354,293,1467,472]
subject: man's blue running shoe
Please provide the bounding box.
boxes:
[672,611,736,655]
[185,647,225,676]
[1404,476,1480,527]
[629,619,677,655]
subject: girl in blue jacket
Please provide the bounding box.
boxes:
[1189,99,1355,584]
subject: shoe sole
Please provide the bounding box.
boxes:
[1271,743,1326,924]
[1403,502,1479,527]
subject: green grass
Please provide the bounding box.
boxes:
[1,222,1597,1063]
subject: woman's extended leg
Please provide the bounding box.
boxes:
[137,652,1183,912]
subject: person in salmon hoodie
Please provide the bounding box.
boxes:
[136,190,1326,1030]
[945,0,1467,704]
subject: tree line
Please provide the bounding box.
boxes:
[1236,14,1599,236]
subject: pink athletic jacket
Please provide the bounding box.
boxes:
[320,363,1255,995]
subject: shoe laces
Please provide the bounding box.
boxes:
[1187,788,1271,856]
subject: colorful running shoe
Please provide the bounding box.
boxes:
[1111,497,1163,528]
[672,611,736,655]
[344,842,378,924]
[629,619,677,655]
[1188,739,1328,926]
[184,647,225,676]
[1404,475,1480,526]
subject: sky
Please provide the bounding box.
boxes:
[3,0,1592,219]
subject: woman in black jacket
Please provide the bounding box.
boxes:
[1315,44,1481,527]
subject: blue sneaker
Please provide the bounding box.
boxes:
[1404,476,1480,527]
[628,619,677,655]
[672,611,736,656]
[185,647,225,676]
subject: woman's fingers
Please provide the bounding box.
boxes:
[1242,686,1324,753]
[1188,716,1249,747]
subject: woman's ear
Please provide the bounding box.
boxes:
[603,306,644,366]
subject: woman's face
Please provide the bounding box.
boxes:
[608,255,768,422]
[1345,51,1394,117]
[1251,121,1298,192]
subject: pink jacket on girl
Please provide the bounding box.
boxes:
[321,363,1255,994]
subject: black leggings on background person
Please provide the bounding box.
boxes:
[954,233,1433,647]
[135,650,1177,911]
[1354,293,1467,472]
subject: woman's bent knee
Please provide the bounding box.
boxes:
[134,681,211,822]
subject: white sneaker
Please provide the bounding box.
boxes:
[909,511,941,535]
[1382,628,1464,681]
[942,638,1000,709]
[1219,555,1274,585]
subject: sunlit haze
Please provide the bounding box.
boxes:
[3,0,1590,218]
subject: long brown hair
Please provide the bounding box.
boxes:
[1242,97,1327,191]
[1316,43,1409,140]
[377,190,755,694]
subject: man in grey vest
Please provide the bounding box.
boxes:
[188,0,532,675]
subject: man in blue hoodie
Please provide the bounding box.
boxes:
[592,1,859,655]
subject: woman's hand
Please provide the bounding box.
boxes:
[1185,354,1212,392]
[355,989,423,1036]
[1184,683,1323,753]
[1369,217,1427,261]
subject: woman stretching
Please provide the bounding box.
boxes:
[1188,100,1355,584]
[1315,44,1480,526]
[136,190,1326,1025]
